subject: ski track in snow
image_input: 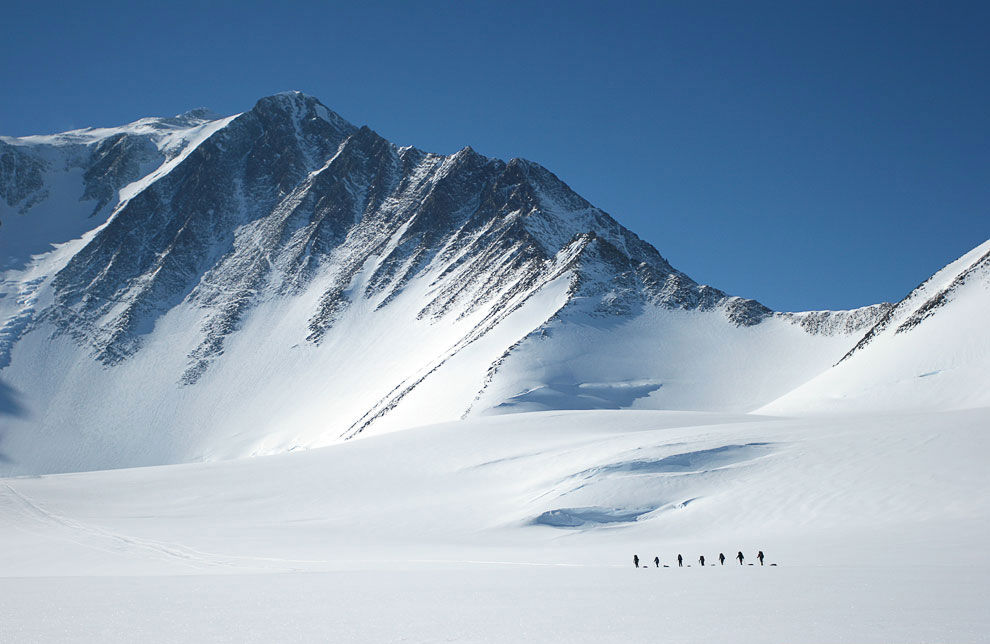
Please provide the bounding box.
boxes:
[0,482,315,572]
[0,482,600,573]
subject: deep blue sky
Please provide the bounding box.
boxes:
[2,1,987,311]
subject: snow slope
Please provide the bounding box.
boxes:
[761,239,990,414]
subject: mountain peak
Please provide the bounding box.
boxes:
[250,91,355,137]
[175,107,223,122]
[4,93,962,476]
[254,90,327,111]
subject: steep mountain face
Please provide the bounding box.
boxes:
[42,95,354,371]
[0,109,226,269]
[760,240,990,415]
[0,140,48,215]
[0,92,901,474]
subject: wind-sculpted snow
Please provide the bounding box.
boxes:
[574,443,774,478]
[533,443,775,528]
[534,506,654,527]
[493,380,663,412]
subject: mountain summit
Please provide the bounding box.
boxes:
[0,92,982,475]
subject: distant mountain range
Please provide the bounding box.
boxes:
[1,92,985,475]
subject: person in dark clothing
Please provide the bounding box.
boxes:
[736,551,744,565]
[634,555,640,568]
[719,552,726,565]
[757,551,765,566]
[699,555,706,566]
[654,556,660,568]
[677,554,683,567]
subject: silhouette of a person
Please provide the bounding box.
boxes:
[677,554,683,567]
[654,556,660,568]
[719,553,726,565]
[634,555,640,568]
[699,555,706,566]
[736,551,744,565]
[757,551,765,566]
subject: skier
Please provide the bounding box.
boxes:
[736,551,744,565]
[699,555,706,566]
[634,554,640,568]
[654,556,660,568]
[757,550,765,566]
[719,552,726,566]
[677,554,683,567]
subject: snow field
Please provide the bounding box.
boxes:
[1,407,989,641]
[1,564,986,644]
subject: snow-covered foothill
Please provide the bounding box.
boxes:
[760,239,990,414]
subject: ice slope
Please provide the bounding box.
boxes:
[1,407,988,642]
[760,239,990,414]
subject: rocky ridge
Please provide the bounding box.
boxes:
[3,92,808,386]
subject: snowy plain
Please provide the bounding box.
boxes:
[2,408,989,643]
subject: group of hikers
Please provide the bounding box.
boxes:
[633,551,766,568]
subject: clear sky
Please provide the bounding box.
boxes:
[2,0,986,311]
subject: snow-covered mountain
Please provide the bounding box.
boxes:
[0,92,983,475]
[2,93,989,644]
[760,239,990,414]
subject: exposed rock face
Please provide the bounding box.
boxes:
[0,140,48,217]
[779,304,894,337]
[81,133,161,216]
[7,92,788,384]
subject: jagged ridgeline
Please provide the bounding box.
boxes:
[9,93,773,378]
[0,92,909,474]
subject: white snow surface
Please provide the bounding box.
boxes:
[1,408,988,642]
